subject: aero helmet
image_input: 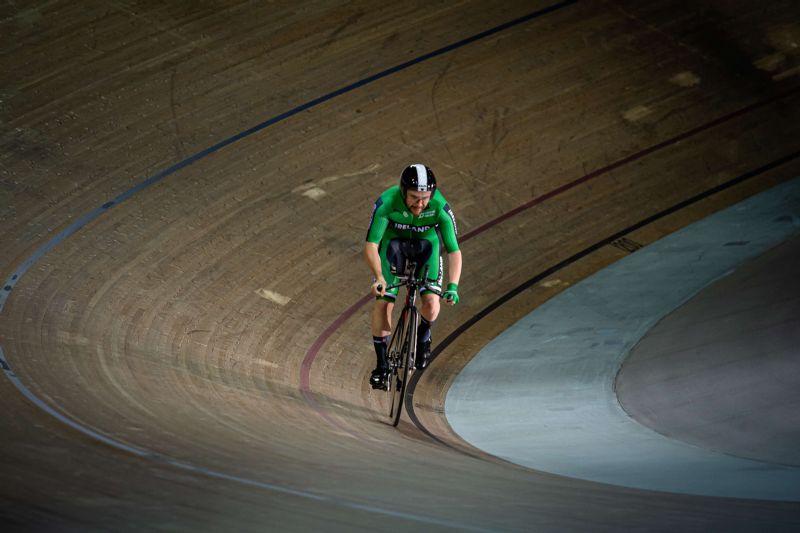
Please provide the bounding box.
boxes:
[400,164,436,195]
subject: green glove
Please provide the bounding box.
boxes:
[443,282,459,304]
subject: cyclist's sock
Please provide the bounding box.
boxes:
[373,335,388,369]
[418,317,432,345]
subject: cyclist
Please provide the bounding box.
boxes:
[364,163,462,389]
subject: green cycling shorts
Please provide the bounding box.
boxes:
[378,238,442,301]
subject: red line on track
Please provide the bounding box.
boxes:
[299,87,800,429]
[299,295,372,438]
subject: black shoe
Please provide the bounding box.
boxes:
[415,339,431,370]
[370,368,388,390]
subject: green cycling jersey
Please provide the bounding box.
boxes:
[366,186,459,251]
[366,186,459,299]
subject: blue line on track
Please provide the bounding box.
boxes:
[1,0,578,312]
[0,1,579,524]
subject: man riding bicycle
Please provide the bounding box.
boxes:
[364,163,462,389]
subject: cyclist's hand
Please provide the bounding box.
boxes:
[371,278,387,297]
[443,283,459,305]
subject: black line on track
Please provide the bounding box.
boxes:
[0,0,584,496]
[404,149,800,445]
[99,0,581,213]
[4,1,583,299]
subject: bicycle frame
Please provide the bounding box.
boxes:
[382,262,441,426]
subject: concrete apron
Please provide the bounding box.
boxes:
[446,177,800,501]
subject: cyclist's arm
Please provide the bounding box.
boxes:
[365,197,389,294]
[366,196,389,243]
[447,249,462,286]
[438,202,459,254]
[439,202,462,302]
[364,242,384,282]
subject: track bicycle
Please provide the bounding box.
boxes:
[378,262,441,427]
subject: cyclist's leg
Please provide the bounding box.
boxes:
[371,298,392,364]
[371,298,393,337]
[370,241,401,387]
[370,299,395,388]
[416,239,443,369]
[419,236,442,321]
[374,239,403,331]
[419,293,440,322]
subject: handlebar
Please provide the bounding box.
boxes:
[381,280,442,296]
[376,263,443,296]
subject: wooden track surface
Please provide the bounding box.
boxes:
[2,1,800,530]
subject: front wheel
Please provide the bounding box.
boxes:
[390,307,417,427]
[386,309,406,420]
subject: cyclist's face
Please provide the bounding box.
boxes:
[405,190,432,214]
